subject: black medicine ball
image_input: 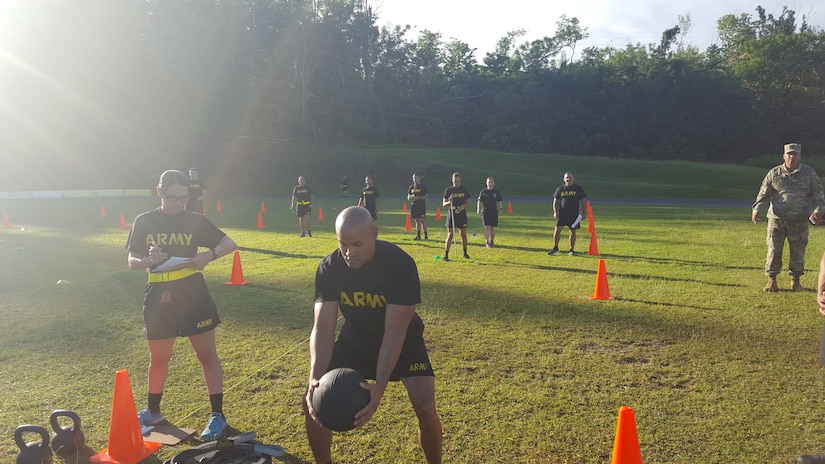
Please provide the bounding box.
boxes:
[311,368,370,432]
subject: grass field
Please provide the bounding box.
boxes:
[3,153,825,463]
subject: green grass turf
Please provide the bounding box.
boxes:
[149,144,772,198]
[351,146,766,200]
[1,153,824,463]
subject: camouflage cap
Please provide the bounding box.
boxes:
[784,143,802,154]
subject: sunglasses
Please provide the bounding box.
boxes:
[161,191,190,203]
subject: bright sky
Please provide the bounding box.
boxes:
[372,0,822,59]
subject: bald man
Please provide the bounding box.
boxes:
[304,206,443,464]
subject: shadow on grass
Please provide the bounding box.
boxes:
[613,297,722,311]
[499,260,746,288]
[399,240,549,254]
[598,252,756,272]
[417,281,760,356]
[239,246,325,260]
[416,278,810,378]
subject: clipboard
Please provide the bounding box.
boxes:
[570,214,583,228]
[150,257,194,273]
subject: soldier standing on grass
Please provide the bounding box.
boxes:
[442,172,471,261]
[187,168,207,214]
[548,172,587,256]
[408,173,429,241]
[753,143,825,292]
[358,176,380,220]
[477,176,504,248]
[341,176,349,197]
[292,176,314,237]
[127,169,237,441]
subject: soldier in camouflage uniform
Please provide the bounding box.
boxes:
[752,143,825,292]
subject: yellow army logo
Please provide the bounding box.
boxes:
[409,363,429,372]
[339,291,388,308]
[145,233,193,246]
[196,319,213,329]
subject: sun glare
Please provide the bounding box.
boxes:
[0,1,157,190]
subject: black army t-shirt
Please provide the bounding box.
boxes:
[315,240,424,350]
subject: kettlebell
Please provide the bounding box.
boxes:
[14,425,52,464]
[49,410,84,453]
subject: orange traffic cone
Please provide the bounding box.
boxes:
[588,231,600,256]
[590,259,614,300]
[260,201,266,213]
[507,201,513,213]
[318,207,325,220]
[216,200,222,212]
[119,213,127,229]
[403,202,408,212]
[224,250,250,286]
[587,209,595,234]
[436,207,442,220]
[256,212,265,229]
[100,205,107,218]
[3,212,8,227]
[611,406,643,464]
[405,215,412,231]
[90,369,162,464]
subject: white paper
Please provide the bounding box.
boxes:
[571,214,583,228]
[150,257,194,273]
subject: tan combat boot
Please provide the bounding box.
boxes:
[792,276,802,292]
[764,276,778,292]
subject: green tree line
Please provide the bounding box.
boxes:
[1,1,823,188]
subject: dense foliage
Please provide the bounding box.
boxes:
[1,1,823,188]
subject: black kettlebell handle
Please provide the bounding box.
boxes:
[49,410,84,453]
[14,425,50,450]
[49,410,81,433]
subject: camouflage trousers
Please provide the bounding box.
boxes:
[765,218,809,276]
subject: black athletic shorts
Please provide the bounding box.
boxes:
[556,212,581,229]
[143,273,221,340]
[365,207,377,220]
[446,209,468,229]
[481,210,499,227]
[410,202,427,219]
[296,205,312,217]
[328,329,434,380]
